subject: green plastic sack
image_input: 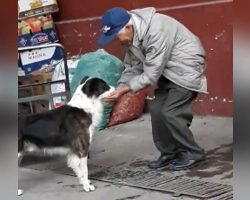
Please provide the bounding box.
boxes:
[70,49,124,131]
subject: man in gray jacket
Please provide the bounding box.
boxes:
[99,7,207,170]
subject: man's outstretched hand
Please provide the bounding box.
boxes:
[103,85,130,103]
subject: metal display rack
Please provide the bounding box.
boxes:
[18,43,71,113]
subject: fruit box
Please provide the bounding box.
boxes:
[18,15,58,47]
[18,0,59,20]
[19,44,63,75]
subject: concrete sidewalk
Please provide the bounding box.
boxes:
[19,114,233,200]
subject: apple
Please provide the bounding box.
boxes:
[38,16,49,28]
[43,21,53,30]
[26,18,36,24]
[21,25,32,35]
[38,16,48,22]
[19,21,27,29]
[30,20,42,32]
[18,22,23,30]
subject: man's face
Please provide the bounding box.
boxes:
[116,25,134,46]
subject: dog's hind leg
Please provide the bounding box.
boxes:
[18,189,23,196]
[67,153,95,192]
[80,156,95,191]
[18,152,23,165]
[18,152,24,196]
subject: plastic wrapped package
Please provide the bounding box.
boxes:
[51,58,79,107]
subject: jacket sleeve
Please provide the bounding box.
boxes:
[128,32,174,92]
[117,50,143,86]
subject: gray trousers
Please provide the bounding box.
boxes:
[149,76,204,160]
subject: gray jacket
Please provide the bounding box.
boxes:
[118,7,207,93]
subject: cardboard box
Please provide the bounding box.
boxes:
[19,44,63,74]
[18,72,53,114]
[18,0,59,20]
[18,72,53,96]
[18,15,58,47]
[30,72,53,95]
[34,100,50,113]
[19,100,50,114]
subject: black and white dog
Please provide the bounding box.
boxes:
[18,77,114,195]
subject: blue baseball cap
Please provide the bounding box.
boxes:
[98,7,131,47]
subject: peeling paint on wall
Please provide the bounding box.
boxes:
[215,30,226,40]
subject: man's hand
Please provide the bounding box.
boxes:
[103,85,130,103]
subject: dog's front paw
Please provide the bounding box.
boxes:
[18,189,23,196]
[83,183,95,192]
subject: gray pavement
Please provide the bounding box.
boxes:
[19,114,233,200]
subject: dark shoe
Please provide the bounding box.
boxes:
[168,156,205,171]
[148,155,176,169]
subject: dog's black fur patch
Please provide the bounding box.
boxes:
[81,78,110,98]
[18,105,92,157]
[80,76,90,84]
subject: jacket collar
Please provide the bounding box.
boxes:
[130,13,143,48]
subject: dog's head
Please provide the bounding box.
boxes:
[79,76,114,99]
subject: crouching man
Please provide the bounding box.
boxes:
[99,7,207,171]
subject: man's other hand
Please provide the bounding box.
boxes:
[103,85,130,102]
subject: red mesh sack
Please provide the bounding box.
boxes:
[107,85,156,127]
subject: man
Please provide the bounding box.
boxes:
[99,7,207,170]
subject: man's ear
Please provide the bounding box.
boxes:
[80,76,90,84]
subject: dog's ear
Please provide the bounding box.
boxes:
[80,76,90,84]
